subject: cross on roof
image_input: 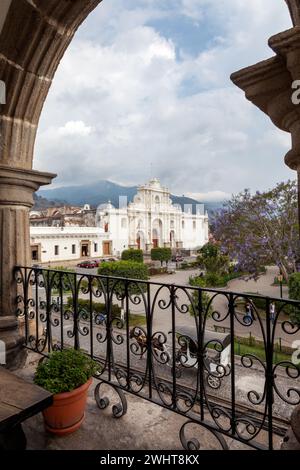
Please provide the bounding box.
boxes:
[285,0,300,26]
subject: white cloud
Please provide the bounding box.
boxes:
[34,0,295,195]
[186,191,231,202]
[58,121,93,137]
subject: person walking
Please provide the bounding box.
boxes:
[244,302,253,325]
[270,302,276,325]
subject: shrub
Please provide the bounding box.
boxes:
[189,276,213,317]
[151,248,172,266]
[34,349,99,394]
[179,261,199,270]
[42,267,75,292]
[148,267,168,276]
[98,261,149,296]
[121,249,144,263]
[197,242,229,276]
[66,298,121,317]
[204,272,224,287]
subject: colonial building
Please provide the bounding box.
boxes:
[30,226,110,263]
[96,178,209,256]
[30,204,96,227]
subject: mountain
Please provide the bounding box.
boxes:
[37,180,225,214]
[202,201,225,215]
[33,193,65,209]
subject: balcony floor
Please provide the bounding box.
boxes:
[13,352,285,451]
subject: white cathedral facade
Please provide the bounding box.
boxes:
[96,178,209,256]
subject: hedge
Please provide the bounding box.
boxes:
[66,297,121,316]
[98,260,149,295]
[151,247,172,265]
[121,249,144,263]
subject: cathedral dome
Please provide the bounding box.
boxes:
[97,200,114,211]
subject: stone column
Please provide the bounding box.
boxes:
[0,165,55,369]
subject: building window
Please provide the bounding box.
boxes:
[54,245,59,256]
[121,218,127,228]
[193,221,196,230]
[94,243,98,252]
[182,221,185,229]
[72,244,76,254]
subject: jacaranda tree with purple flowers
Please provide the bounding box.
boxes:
[211,180,299,281]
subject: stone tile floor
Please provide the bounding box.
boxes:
[17,353,283,451]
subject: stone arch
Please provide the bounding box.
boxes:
[152,218,162,248]
[0,0,101,169]
[136,230,145,251]
[170,230,176,248]
[0,2,103,367]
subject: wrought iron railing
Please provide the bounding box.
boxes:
[14,266,300,450]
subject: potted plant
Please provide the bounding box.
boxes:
[34,348,100,435]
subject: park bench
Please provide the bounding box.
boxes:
[213,324,231,334]
[0,366,53,450]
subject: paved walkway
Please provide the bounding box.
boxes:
[146,267,295,347]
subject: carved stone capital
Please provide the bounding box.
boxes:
[231,28,300,171]
[0,165,56,207]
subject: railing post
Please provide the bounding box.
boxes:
[89,274,94,359]
[125,280,131,391]
[265,297,274,450]
[229,293,236,437]
[146,283,153,399]
[197,288,205,421]
[106,276,112,383]
[73,271,79,350]
[170,284,177,410]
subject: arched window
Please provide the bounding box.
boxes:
[193,221,196,230]
[182,220,185,229]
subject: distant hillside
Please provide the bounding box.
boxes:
[37,180,220,214]
[203,201,225,216]
[33,193,66,210]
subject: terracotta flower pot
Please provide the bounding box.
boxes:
[43,377,92,435]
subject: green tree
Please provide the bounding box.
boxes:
[42,266,75,293]
[97,261,149,316]
[121,248,144,263]
[151,247,172,266]
[189,276,213,318]
[197,242,229,276]
[211,180,299,281]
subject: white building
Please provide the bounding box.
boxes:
[30,226,110,263]
[96,178,209,256]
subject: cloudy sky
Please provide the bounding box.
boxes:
[34,0,295,201]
